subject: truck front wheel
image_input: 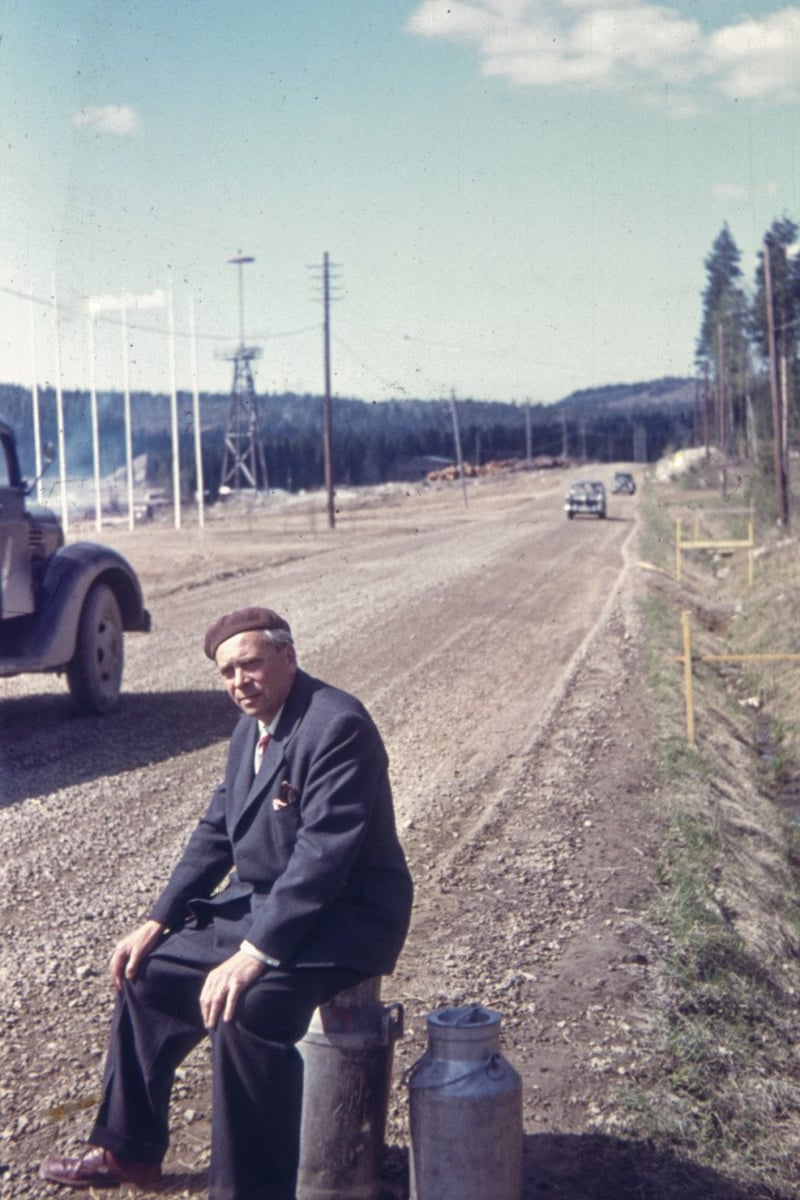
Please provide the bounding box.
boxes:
[67,583,124,714]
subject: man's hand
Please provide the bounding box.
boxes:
[200,950,266,1029]
[110,920,165,991]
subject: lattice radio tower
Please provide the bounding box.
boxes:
[218,253,268,496]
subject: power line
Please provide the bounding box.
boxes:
[0,282,319,344]
[336,316,557,369]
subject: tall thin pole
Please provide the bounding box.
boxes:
[236,258,246,345]
[450,390,468,509]
[190,296,205,529]
[88,312,102,531]
[763,236,789,528]
[703,359,711,462]
[717,322,727,499]
[122,306,135,530]
[322,252,335,530]
[167,279,181,530]
[780,347,790,514]
[51,274,68,534]
[28,288,43,500]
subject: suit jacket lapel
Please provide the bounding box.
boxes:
[245,735,283,807]
[229,675,310,832]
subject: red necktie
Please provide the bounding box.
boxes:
[255,732,270,772]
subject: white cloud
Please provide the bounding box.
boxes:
[73,105,142,136]
[406,1,800,113]
[711,179,782,202]
[711,182,747,201]
[709,9,800,100]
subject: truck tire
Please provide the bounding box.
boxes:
[66,583,124,714]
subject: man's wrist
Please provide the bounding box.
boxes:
[240,940,280,967]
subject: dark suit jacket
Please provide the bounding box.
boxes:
[149,669,413,976]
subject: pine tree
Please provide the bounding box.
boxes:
[697,225,751,457]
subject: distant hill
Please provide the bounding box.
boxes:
[553,376,696,415]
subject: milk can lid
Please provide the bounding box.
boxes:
[428,1004,501,1030]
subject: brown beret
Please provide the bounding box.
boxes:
[204,606,292,660]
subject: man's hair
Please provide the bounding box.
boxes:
[261,627,294,651]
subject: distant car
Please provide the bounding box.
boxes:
[565,480,606,519]
[611,471,636,495]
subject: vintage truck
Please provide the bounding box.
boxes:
[0,414,151,713]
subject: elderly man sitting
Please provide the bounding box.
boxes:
[41,606,413,1200]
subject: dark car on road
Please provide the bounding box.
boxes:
[565,480,607,519]
[611,471,636,495]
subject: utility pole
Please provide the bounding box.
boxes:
[633,423,647,463]
[449,390,468,509]
[322,252,335,529]
[703,359,711,462]
[717,322,727,498]
[763,236,790,528]
[308,253,340,529]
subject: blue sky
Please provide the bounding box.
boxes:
[1,0,799,406]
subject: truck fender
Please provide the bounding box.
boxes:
[17,542,150,671]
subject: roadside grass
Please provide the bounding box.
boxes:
[620,477,800,1196]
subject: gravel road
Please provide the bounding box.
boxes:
[1,468,657,1198]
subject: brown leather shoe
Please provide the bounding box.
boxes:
[38,1146,162,1189]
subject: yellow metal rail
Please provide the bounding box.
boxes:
[672,610,800,744]
[675,515,755,586]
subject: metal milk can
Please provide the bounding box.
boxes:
[297,976,404,1200]
[408,1005,523,1200]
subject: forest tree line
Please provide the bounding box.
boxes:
[0,381,695,500]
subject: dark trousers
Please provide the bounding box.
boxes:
[89,921,365,1200]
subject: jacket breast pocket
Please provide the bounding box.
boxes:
[271,803,301,850]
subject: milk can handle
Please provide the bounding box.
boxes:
[403,1051,503,1089]
[382,1001,404,1041]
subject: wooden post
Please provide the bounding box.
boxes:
[450,390,468,509]
[322,252,335,530]
[763,237,789,528]
[682,610,695,746]
[703,359,711,463]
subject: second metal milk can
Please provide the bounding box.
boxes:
[408,1004,523,1200]
[297,977,403,1200]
